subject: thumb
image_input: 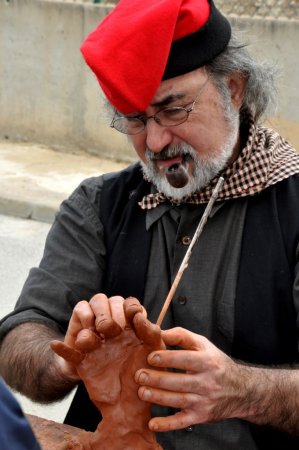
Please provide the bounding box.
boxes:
[161,327,202,350]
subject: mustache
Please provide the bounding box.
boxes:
[145,144,195,161]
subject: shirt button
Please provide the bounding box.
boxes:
[181,236,191,245]
[185,426,193,432]
[177,295,187,305]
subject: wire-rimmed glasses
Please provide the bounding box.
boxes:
[110,76,210,135]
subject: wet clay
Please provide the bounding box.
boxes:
[27,414,91,450]
[165,163,189,188]
[51,298,164,450]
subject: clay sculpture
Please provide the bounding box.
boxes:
[51,297,164,450]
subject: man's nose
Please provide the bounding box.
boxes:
[145,119,173,154]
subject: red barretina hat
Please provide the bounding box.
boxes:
[81,0,231,114]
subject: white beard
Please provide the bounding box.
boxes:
[141,108,239,200]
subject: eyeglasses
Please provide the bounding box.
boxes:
[110,77,209,135]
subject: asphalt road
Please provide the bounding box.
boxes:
[0,214,74,422]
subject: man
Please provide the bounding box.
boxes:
[0,0,299,448]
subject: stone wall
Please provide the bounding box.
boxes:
[0,0,298,160]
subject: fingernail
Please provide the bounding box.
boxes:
[149,353,161,364]
[141,387,152,400]
[150,422,158,431]
[137,371,148,384]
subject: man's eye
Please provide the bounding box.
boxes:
[127,118,143,127]
[160,107,187,123]
[164,108,185,116]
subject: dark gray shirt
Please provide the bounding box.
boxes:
[143,198,258,449]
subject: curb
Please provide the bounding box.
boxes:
[0,196,58,223]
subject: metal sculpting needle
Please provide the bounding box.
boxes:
[156,176,225,327]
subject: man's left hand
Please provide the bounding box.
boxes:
[135,326,247,432]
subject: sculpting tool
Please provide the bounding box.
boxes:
[156,176,224,327]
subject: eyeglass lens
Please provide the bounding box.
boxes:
[113,107,190,134]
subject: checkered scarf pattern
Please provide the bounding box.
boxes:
[139,117,299,210]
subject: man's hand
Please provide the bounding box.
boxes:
[135,327,299,436]
[51,294,164,449]
[135,327,239,432]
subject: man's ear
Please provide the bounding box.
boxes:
[227,72,246,109]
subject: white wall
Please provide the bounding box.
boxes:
[0,0,298,157]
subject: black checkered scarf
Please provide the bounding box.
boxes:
[139,116,299,210]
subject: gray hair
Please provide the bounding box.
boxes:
[205,29,278,123]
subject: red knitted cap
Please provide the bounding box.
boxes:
[81,0,231,114]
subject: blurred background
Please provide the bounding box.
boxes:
[0,0,298,159]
